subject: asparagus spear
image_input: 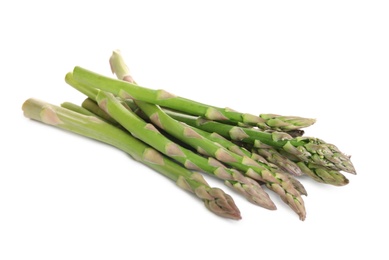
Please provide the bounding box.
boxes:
[65,73,276,210]
[109,54,306,220]
[162,110,356,175]
[72,50,315,132]
[22,98,241,220]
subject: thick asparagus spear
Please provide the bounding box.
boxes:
[22,98,241,220]
[65,73,276,210]
[109,54,306,220]
[72,50,315,131]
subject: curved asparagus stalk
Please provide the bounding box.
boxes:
[72,50,315,132]
[109,51,306,219]
[164,111,356,175]
[22,98,241,220]
[65,73,276,210]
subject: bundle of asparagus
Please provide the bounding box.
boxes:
[22,50,356,221]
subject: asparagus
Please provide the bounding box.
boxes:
[22,98,241,220]
[65,73,276,210]
[109,54,306,220]
[71,50,315,132]
[163,110,356,175]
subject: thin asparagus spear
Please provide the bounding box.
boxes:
[22,98,241,220]
[109,54,305,220]
[72,50,315,131]
[65,73,276,210]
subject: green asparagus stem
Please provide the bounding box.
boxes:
[109,54,306,220]
[65,73,276,210]
[22,98,241,220]
[164,110,356,175]
[72,50,315,131]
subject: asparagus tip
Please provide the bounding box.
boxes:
[197,187,242,220]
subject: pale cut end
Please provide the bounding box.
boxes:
[22,99,64,126]
[109,49,132,80]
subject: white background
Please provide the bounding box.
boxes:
[1,0,388,259]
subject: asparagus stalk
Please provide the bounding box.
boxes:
[65,73,276,210]
[22,98,241,220]
[72,50,315,132]
[109,54,306,220]
[163,110,356,175]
